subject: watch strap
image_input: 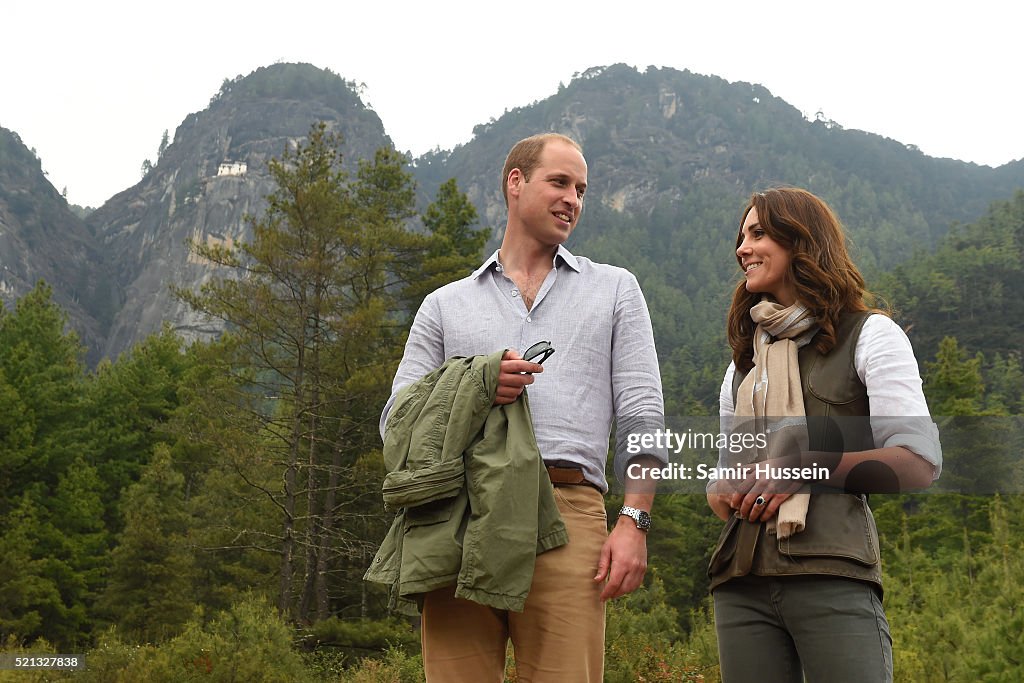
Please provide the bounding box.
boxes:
[618,505,651,531]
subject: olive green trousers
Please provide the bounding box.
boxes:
[713,574,892,683]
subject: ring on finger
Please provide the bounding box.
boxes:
[754,496,766,506]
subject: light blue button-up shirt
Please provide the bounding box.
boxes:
[382,246,667,492]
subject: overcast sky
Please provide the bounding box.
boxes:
[3,1,1020,208]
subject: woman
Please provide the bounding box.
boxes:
[706,187,941,683]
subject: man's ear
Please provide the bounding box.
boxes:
[507,168,523,199]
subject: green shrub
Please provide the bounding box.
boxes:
[338,646,423,683]
[604,573,713,682]
[54,596,311,682]
[307,616,417,651]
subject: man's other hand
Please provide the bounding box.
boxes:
[494,349,544,405]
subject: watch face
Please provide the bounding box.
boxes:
[637,510,652,530]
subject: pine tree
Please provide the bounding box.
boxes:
[97,446,195,642]
[0,496,60,643]
[0,282,95,647]
[0,282,85,486]
[404,177,489,310]
[177,123,484,622]
[924,336,985,416]
[924,337,1019,494]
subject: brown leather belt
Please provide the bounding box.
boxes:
[546,465,599,491]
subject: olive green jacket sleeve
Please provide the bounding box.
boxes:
[364,351,568,614]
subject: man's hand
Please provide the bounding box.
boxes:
[494,349,544,405]
[594,517,648,601]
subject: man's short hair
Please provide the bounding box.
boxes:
[501,133,583,206]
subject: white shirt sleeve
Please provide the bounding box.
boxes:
[716,316,942,480]
[720,361,737,418]
[855,314,943,478]
[379,292,447,440]
[711,362,738,492]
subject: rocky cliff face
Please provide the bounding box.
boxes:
[5,62,1024,363]
[86,64,391,360]
[0,127,112,360]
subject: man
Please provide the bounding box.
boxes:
[382,133,666,681]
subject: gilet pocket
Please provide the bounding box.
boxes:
[708,514,741,575]
[777,494,879,566]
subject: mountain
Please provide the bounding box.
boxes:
[2,62,1023,371]
[0,126,113,361]
[417,64,1024,270]
[412,64,1024,406]
[84,63,392,359]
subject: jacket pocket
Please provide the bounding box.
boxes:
[777,494,879,566]
[403,498,455,529]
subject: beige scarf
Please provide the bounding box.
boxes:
[734,299,817,539]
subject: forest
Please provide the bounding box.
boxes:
[1,125,1022,682]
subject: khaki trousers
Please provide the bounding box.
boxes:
[421,484,608,682]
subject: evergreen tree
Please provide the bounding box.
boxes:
[97,446,196,642]
[0,282,96,648]
[165,337,281,615]
[0,496,61,643]
[405,177,489,309]
[158,129,169,159]
[0,366,33,514]
[923,337,1020,494]
[0,282,85,488]
[81,326,194,529]
[924,336,985,416]
[177,123,483,622]
[984,352,1024,415]
[48,459,108,618]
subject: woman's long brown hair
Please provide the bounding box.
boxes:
[727,187,881,373]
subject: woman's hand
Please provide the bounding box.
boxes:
[706,491,735,521]
[733,489,795,523]
[725,455,805,522]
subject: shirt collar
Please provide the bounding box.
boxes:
[470,250,502,280]
[555,245,581,272]
[470,245,581,280]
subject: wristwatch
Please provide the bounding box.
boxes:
[618,506,651,532]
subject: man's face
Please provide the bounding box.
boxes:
[508,140,588,246]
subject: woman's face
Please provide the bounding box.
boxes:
[736,207,796,306]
